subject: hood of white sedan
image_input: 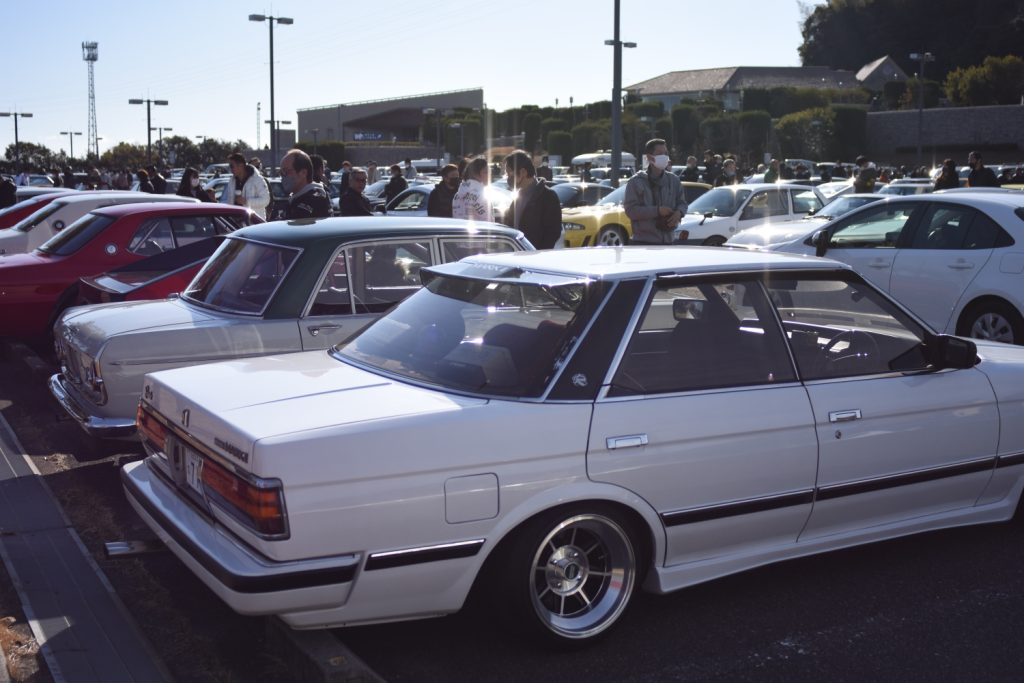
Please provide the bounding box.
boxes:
[726,222,819,247]
[145,350,485,467]
[59,298,218,354]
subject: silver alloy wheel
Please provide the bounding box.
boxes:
[970,311,1015,343]
[597,226,627,246]
[528,513,636,639]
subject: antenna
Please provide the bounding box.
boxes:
[82,41,99,158]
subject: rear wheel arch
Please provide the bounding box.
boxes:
[955,295,1024,345]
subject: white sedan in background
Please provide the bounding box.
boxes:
[673,183,824,246]
[123,246,1024,646]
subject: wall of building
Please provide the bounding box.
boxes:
[867,104,1024,164]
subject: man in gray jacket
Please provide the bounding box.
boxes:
[624,139,688,245]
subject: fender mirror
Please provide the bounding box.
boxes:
[812,230,828,257]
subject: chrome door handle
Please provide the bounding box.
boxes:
[307,324,341,337]
[829,409,862,423]
[868,261,890,268]
[606,434,649,450]
[947,261,974,270]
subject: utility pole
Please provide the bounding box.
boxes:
[910,51,935,167]
[605,0,636,188]
[128,98,168,162]
[60,130,83,160]
[0,111,32,165]
[82,42,99,158]
[250,14,294,174]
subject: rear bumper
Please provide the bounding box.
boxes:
[121,460,359,615]
[48,373,137,439]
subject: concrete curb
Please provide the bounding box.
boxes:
[265,618,385,682]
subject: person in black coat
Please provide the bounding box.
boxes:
[0,177,16,209]
[427,164,460,217]
[177,167,215,202]
[385,164,408,205]
[339,168,374,216]
[136,169,155,194]
[502,150,561,249]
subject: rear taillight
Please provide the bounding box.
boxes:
[137,404,168,452]
[676,229,689,242]
[201,458,287,537]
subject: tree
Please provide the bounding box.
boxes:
[775,107,836,160]
[737,111,772,163]
[671,105,700,157]
[571,121,610,156]
[523,113,542,154]
[799,0,1024,85]
[830,105,867,160]
[624,101,664,119]
[4,142,57,170]
[100,142,149,170]
[546,131,573,164]
[540,117,567,143]
[945,55,1024,106]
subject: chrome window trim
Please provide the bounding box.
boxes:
[596,277,654,401]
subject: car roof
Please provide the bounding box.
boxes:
[707,183,818,191]
[230,216,525,248]
[91,202,251,218]
[454,246,844,280]
[51,191,195,205]
[872,192,1024,209]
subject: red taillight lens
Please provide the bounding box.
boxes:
[137,405,168,452]
[676,229,689,242]
[201,458,286,536]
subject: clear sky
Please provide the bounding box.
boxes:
[1,0,820,158]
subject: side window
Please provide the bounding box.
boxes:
[391,192,426,212]
[740,190,786,220]
[127,218,174,255]
[765,277,928,380]
[828,203,917,249]
[790,189,822,215]
[214,215,245,232]
[963,210,1014,249]
[908,204,975,249]
[609,279,795,396]
[350,241,434,314]
[441,237,518,262]
[170,216,217,247]
[308,249,351,316]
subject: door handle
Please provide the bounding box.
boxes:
[829,409,862,423]
[307,324,341,337]
[867,260,890,269]
[606,434,649,450]
[947,260,974,270]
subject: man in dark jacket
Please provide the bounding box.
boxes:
[502,150,561,249]
[427,164,460,217]
[147,165,167,194]
[281,149,331,219]
[967,151,999,187]
[385,164,408,205]
[339,168,373,216]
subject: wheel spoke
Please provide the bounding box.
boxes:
[559,595,567,617]
[583,541,601,556]
[577,586,592,607]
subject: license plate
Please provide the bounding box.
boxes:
[185,448,204,494]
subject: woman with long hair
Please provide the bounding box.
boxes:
[176,167,214,201]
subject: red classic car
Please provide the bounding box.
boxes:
[0,202,260,340]
[0,190,77,229]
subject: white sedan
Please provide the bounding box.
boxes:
[673,183,824,246]
[123,247,1024,645]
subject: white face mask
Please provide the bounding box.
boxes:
[190,178,200,188]
[650,154,671,171]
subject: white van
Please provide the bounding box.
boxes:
[0,192,198,255]
[571,151,637,170]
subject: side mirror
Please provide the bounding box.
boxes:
[925,334,978,369]
[374,204,386,214]
[812,230,828,257]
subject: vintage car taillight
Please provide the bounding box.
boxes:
[201,457,287,537]
[136,404,169,452]
[677,229,690,242]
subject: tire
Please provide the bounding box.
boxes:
[596,225,628,247]
[498,506,639,644]
[701,235,727,246]
[957,300,1024,345]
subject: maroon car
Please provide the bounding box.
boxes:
[0,202,260,340]
[0,190,77,229]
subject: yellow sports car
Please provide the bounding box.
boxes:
[560,181,711,247]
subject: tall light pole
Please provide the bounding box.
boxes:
[264,119,291,160]
[605,0,636,187]
[59,131,83,160]
[250,13,293,175]
[0,111,33,166]
[306,128,319,155]
[910,51,935,167]
[128,98,168,162]
[150,126,173,162]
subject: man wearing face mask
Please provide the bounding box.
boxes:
[281,149,331,220]
[427,163,461,217]
[714,158,741,186]
[502,150,562,249]
[624,139,688,245]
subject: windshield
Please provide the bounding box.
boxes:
[183,237,299,315]
[13,201,64,232]
[335,271,606,398]
[37,213,117,255]
[596,185,625,206]
[816,195,882,219]
[688,188,752,217]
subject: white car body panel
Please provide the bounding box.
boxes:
[676,184,824,245]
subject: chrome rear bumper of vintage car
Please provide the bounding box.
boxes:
[48,373,137,439]
[121,460,359,615]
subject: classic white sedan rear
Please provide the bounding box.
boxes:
[122,247,1024,644]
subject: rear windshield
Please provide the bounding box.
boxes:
[37,213,117,255]
[182,237,299,315]
[13,201,64,232]
[0,195,49,220]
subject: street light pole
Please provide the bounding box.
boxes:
[59,131,83,160]
[128,98,168,162]
[150,127,172,162]
[605,0,636,188]
[264,120,292,160]
[910,51,935,167]
[250,13,293,175]
[0,111,33,166]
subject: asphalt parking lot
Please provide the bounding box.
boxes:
[3,340,1024,681]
